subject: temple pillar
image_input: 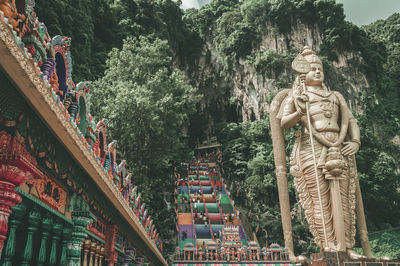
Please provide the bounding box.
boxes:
[0,165,28,255]
[67,193,95,266]
[1,202,26,265]
[94,244,101,266]
[38,213,53,265]
[0,132,42,256]
[21,208,41,266]
[48,221,63,266]
[83,240,91,266]
[98,247,105,266]
[66,211,94,266]
[59,227,72,266]
[104,224,118,266]
[89,241,96,266]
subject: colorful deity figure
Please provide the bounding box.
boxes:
[271,46,372,259]
[129,186,137,207]
[134,193,141,212]
[0,0,25,32]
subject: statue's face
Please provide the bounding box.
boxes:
[305,63,324,86]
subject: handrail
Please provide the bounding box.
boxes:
[202,181,214,241]
[189,193,198,251]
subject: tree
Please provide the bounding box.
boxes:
[92,36,197,254]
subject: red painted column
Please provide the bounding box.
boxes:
[0,131,42,256]
[0,165,27,255]
[104,224,118,266]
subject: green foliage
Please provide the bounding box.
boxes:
[355,115,400,231]
[268,0,296,33]
[36,0,196,81]
[361,14,400,140]
[213,11,258,74]
[246,50,287,78]
[92,36,197,255]
[354,229,400,259]
[368,230,400,259]
[240,0,271,34]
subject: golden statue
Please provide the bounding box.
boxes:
[270,46,373,261]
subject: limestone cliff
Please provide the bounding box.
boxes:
[187,20,369,139]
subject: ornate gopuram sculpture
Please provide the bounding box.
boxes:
[270,46,373,261]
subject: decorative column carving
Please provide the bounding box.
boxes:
[2,202,26,265]
[104,225,118,266]
[66,211,94,266]
[94,244,101,266]
[21,208,41,266]
[89,241,96,266]
[83,239,91,266]
[59,227,72,266]
[48,221,63,266]
[66,193,95,266]
[38,213,53,265]
[0,131,41,255]
[0,166,27,255]
[98,247,105,266]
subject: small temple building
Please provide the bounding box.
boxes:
[0,1,166,265]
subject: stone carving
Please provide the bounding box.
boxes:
[35,174,67,212]
[270,46,373,259]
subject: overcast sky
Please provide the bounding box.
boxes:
[180,0,400,26]
[336,0,400,26]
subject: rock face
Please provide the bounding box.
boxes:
[188,21,369,136]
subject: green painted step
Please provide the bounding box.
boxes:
[192,203,205,212]
[199,175,209,181]
[220,203,234,213]
[220,194,230,204]
[205,203,219,213]
[178,194,189,201]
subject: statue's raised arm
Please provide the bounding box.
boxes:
[270,46,373,261]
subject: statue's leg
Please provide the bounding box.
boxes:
[296,138,335,249]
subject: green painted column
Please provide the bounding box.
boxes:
[48,221,63,266]
[2,203,26,266]
[38,213,53,266]
[59,227,72,266]
[21,208,41,266]
[66,211,94,266]
[66,193,96,266]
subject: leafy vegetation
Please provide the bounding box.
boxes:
[91,36,197,255]
[246,50,287,78]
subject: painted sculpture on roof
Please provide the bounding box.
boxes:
[270,46,372,260]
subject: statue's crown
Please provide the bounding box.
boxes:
[301,46,322,65]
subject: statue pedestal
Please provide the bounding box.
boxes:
[310,251,399,266]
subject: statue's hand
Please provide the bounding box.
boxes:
[294,94,308,113]
[341,141,359,156]
[299,74,307,84]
